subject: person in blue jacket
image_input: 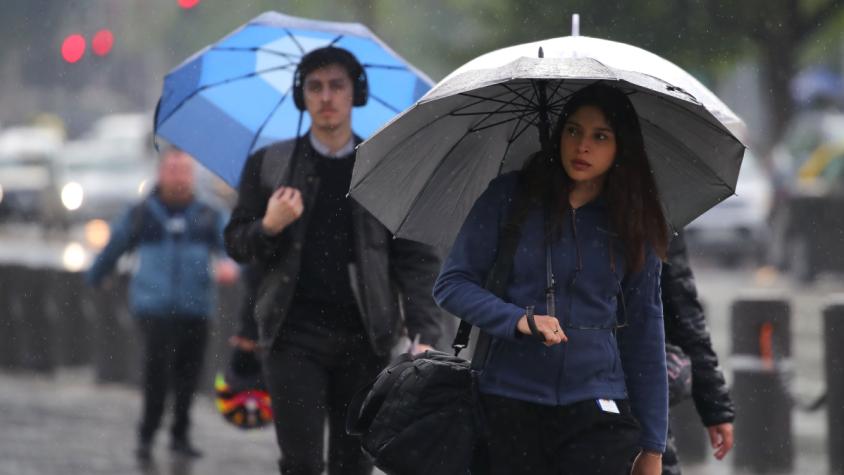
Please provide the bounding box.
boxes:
[87,146,233,462]
[434,83,670,475]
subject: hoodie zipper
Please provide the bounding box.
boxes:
[555,207,582,403]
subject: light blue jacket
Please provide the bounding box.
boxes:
[87,192,226,319]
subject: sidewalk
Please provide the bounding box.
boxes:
[0,368,279,475]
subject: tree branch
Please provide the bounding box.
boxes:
[797,0,844,40]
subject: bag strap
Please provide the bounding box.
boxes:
[451,182,530,370]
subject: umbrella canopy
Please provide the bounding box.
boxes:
[155,11,433,187]
[438,35,746,138]
[350,48,746,249]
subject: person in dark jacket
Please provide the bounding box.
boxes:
[224,46,443,475]
[661,232,735,474]
[87,147,233,461]
[434,83,670,475]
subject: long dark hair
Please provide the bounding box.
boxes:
[520,82,668,272]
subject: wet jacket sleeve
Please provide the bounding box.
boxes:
[86,206,137,287]
[662,233,735,426]
[236,265,260,341]
[433,176,526,341]
[224,148,291,263]
[390,238,445,347]
[617,250,668,453]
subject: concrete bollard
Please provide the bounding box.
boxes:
[824,296,844,474]
[730,292,792,473]
[47,270,92,367]
[0,264,22,369]
[14,266,56,373]
[670,398,708,465]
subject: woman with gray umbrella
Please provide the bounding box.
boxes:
[433,83,669,474]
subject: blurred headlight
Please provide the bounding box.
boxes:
[85,219,111,249]
[138,179,148,196]
[62,242,87,272]
[61,182,84,210]
[0,184,4,204]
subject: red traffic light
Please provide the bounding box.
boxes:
[92,29,114,56]
[178,0,201,9]
[61,34,86,63]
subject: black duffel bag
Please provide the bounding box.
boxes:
[345,188,529,475]
[346,350,480,475]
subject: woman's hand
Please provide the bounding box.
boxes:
[630,450,662,475]
[516,314,567,346]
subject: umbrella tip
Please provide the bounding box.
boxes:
[572,13,580,36]
[538,47,544,58]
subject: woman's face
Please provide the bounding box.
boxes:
[560,105,617,187]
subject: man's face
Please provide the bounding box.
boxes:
[302,63,354,132]
[158,149,194,204]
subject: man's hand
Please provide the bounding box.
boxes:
[630,450,662,475]
[707,422,734,460]
[214,259,240,286]
[516,314,567,346]
[261,186,304,236]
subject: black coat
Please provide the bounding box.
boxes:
[662,232,735,426]
[224,135,444,356]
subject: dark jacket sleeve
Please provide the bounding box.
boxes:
[390,237,445,347]
[224,148,290,263]
[236,264,260,341]
[662,232,736,426]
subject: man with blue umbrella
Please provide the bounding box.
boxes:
[224,46,444,475]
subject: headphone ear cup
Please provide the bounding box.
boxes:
[292,70,305,111]
[353,69,369,107]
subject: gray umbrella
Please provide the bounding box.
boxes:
[350,54,745,249]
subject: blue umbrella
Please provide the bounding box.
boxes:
[155,11,433,188]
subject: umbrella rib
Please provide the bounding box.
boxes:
[500,83,540,109]
[210,46,300,61]
[362,63,413,71]
[469,110,539,133]
[368,93,402,114]
[284,29,306,54]
[328,34,344,46]
[497,112,531,175]
[246,91,292,156]
[455,95,533,132]
[508,115,538,145]
[457,88,532,109]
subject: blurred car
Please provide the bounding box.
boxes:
[0,126,63,222]
[43,138,155,230]
[685,150,773,265]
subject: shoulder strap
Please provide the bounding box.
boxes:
[259,137,302,190]
[452,180,531,370]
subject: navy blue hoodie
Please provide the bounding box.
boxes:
[434,172,668,453]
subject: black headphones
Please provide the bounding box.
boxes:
[292,47,369,111]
